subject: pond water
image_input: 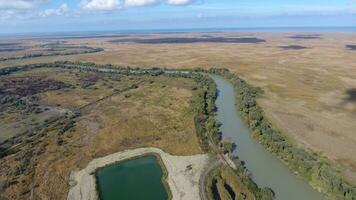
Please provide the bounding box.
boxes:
[96,155,168,200]
[211,75,325,200]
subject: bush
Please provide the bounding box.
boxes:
[190,75,219,152]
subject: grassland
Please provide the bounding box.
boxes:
[0,66,203,199]
[0,31,356,198]
[1,31,354,185]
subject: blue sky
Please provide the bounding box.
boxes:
[0,0,355,34]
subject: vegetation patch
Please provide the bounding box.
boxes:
[0,43,21,46]
[280,45,309,50]
[288,34,322,39]
[346,45,356,50]
[0,76,71,96]
[0,44,26,52]
[0,43,103,62]
[205,164,274,200]
[344,88,356,102]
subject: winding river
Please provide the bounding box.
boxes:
[211,75,325,200]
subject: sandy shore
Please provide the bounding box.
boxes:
[67,147,210,200]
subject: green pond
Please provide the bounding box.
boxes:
[96,155,168,200]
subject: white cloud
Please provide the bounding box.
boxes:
[78,0,195,11]
[40,3,69,17]
[167,0,194,6]
[0,0,45,10]
[125,0,160,7]
[79,0,121,11]
[0,0,46,21]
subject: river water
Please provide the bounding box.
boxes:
[96,155,168,200]
[211,75,325,200]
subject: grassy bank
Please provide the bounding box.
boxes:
[205,164,274,200]
[208,68,355,200]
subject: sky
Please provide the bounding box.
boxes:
[0,0,355,34]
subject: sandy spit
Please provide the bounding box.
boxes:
[67,147,210,200]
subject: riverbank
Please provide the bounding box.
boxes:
[209,69,355,199]
[67,147,210,200]
[211,75,325,200]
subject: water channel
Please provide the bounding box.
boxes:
[211,75,325,200]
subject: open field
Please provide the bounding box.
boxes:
[0,66,203,199]
[1,31,355,184]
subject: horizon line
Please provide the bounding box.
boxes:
[1,26,355,37]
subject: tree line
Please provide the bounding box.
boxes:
[0,46,103,62]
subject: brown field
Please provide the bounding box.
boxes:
[0,30,356,185]
[0,67,201,199]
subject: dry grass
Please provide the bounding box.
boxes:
[210,165,256,200]
[219,166,256,200]
[1,31,355,183]
[0,67,202,199]
[216,178,233,200]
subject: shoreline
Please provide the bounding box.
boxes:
[67,147,210,200]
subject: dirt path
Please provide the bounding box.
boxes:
[79,80,145,111]
[199,158,221,200]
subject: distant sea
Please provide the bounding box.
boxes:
[1,26,356,37]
